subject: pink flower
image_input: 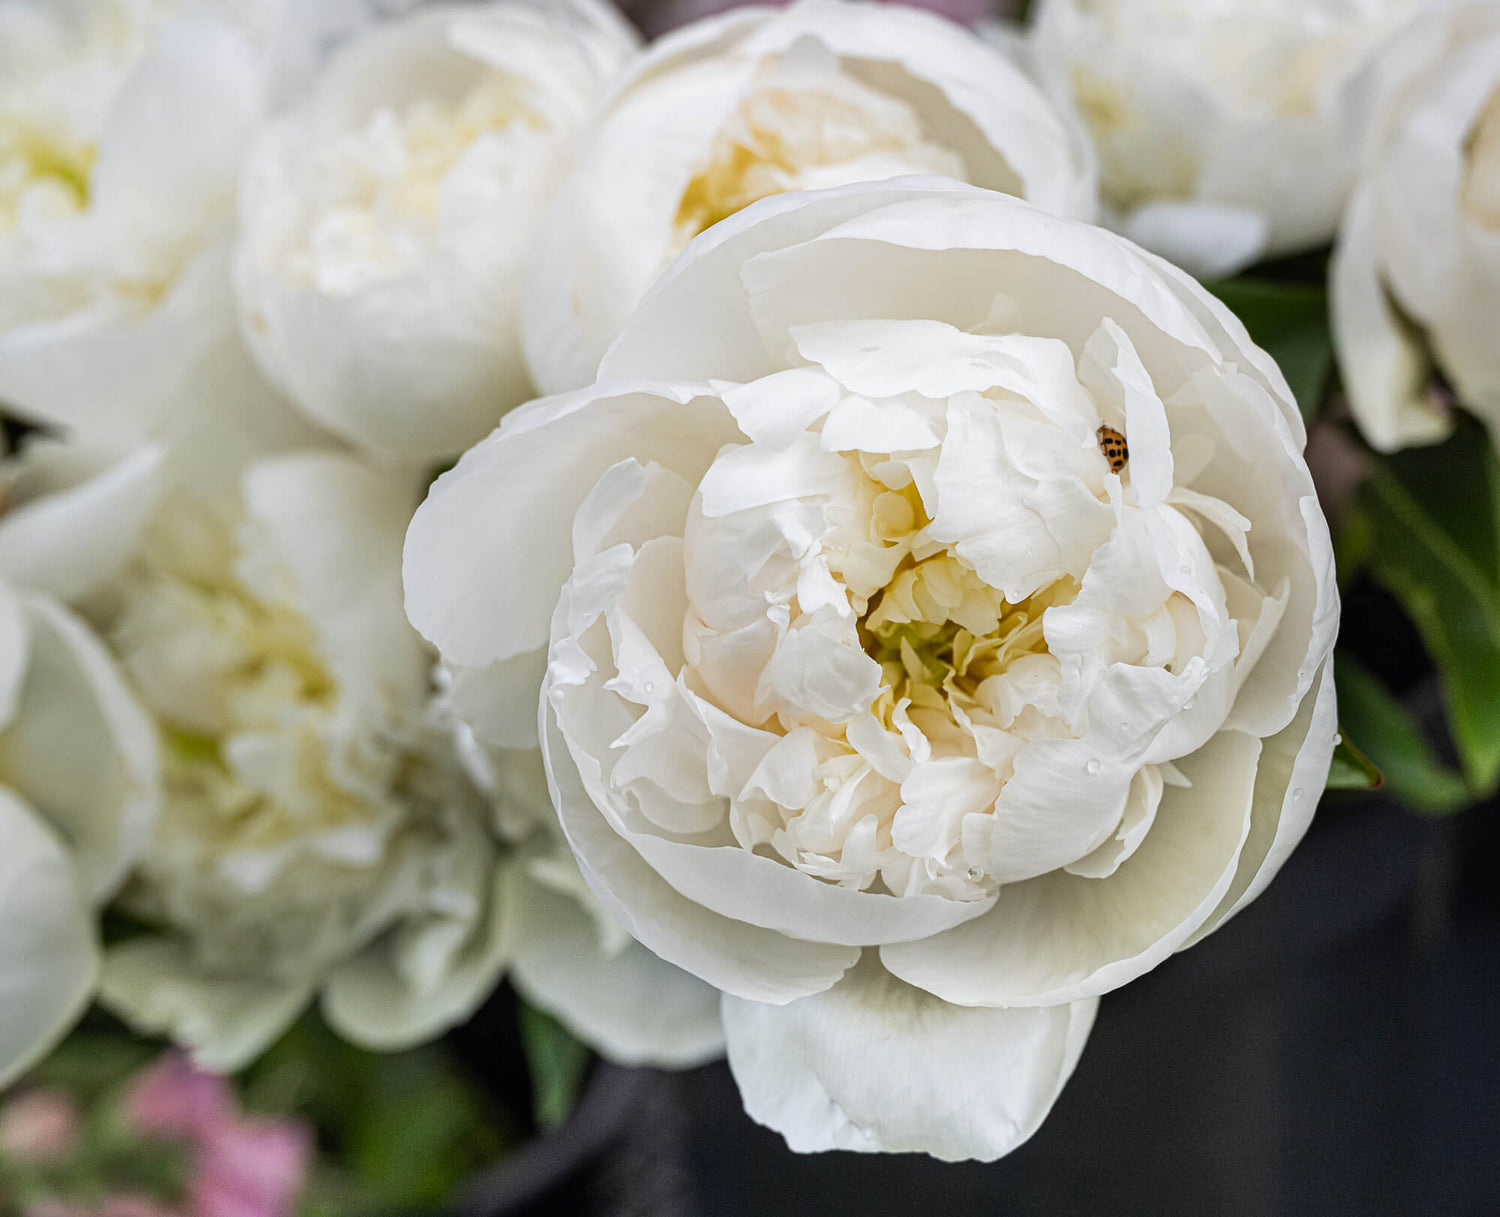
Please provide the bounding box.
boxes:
[0,1089,79,1165]
[122,1054,233,1144]
[189,1118,312,1217]
[98,1196,184,1217]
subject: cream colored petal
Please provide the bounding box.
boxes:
[99,938,311,1073]
[507,863,724,1068]
[0,592,158,903]
[0,787,98,1089]
[722,955,1096,1161]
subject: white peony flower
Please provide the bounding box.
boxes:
[0,0,372,445]
[232,0,639,463]
[83,449,504,1070]
[0,435,166,1081]
[524,0,1097,394]
[1026,0,1426,278]
[406,179,1339,1160]
[1332,2,1500,452]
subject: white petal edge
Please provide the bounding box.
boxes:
[723,954,1096,1161]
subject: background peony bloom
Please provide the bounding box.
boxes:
[407,178,1339,1160]
[523,0,1096,394]
[1025,0,1425,278]
[91,450,506,1070]
[1332,2,1500,452]
[0,0,368,448]
[122,1052,235,1144]
[232,0,639,463]
[0,490,159,1086]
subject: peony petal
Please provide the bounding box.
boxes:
[321,866,513,1052]
[1331,184,1451,453]
[880,726,1262,1006]
[722,954,1096,1161]
[507,863,724,1068]
[0,441,167,604]
[100,938,311,1073]
[0,593,158,903]
[241,451,428,714]
[544,695,860,1003]
[404,382,739,670]
[0,786,98,1089]
[1118,200,1269,281]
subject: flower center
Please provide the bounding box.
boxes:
[673,60,966,240]
[0,120,92,233]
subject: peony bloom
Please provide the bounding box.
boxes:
[523,0,1096,394]
[232,0,639,463]
[0,0,369,446]
[1025,0,1425,277]
[0,1088,79,1164]
[1332,2,1500,452]
[0,435,162,1087]
[407,179,1339,1159]
[93,450,505,1070]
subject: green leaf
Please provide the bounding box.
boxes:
[1334,656,1470,814]
[519,1004,589,1133]
[1360,415,1500,794]
[1205,278,1333,422]
[1326,733,1384,792]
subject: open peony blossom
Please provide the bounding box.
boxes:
[0,435,161,1087]
[524,0,1096,394]
[1332,2,1500,452]
[0,0,375,447]
[407,178,1339,1160]
[232,0,639,463]
[1025,0,1425,278]
[88,450,505,1070]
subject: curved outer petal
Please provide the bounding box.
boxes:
[601,177,1302,443]
[524,0,1096,393]
[543,698,861,1005]
[233,1,638,462]
[404,382,740,670]
[1331,184,1449,452]
[241,451,428,715]
[507,863,725,1068]
[0,591,159,903]
[99,938,312,1074]
[880,663,1337,1007]
[0,786,99,1089]
[321,866,514,1052]
[0,442,168,604]
[722,955,1096,1161]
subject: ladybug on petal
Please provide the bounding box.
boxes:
[1097,425,1129,473]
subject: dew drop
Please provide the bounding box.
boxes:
[643,680,655,695]
[965,866,985,883]
[1179,563,1192,575]
[1185,696,1197,710]
[1085,758,1101,775]
[1292,787,1305,803]
[1334,733,1343,746]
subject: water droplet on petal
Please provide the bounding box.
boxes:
[1179,563,1192,576]
[1334,733,1343,746]
[965,866,985,883]
[1185,696,1197,710]
[1292,787,1305,803]
[1085,758,1101,775]
[643,680,655,695]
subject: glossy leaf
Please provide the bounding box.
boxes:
[1359,414,1500,795]
[1333,656,1470,815]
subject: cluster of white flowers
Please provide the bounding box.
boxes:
[10,0,1490,1170]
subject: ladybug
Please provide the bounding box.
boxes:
[1096,425,1129,474]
